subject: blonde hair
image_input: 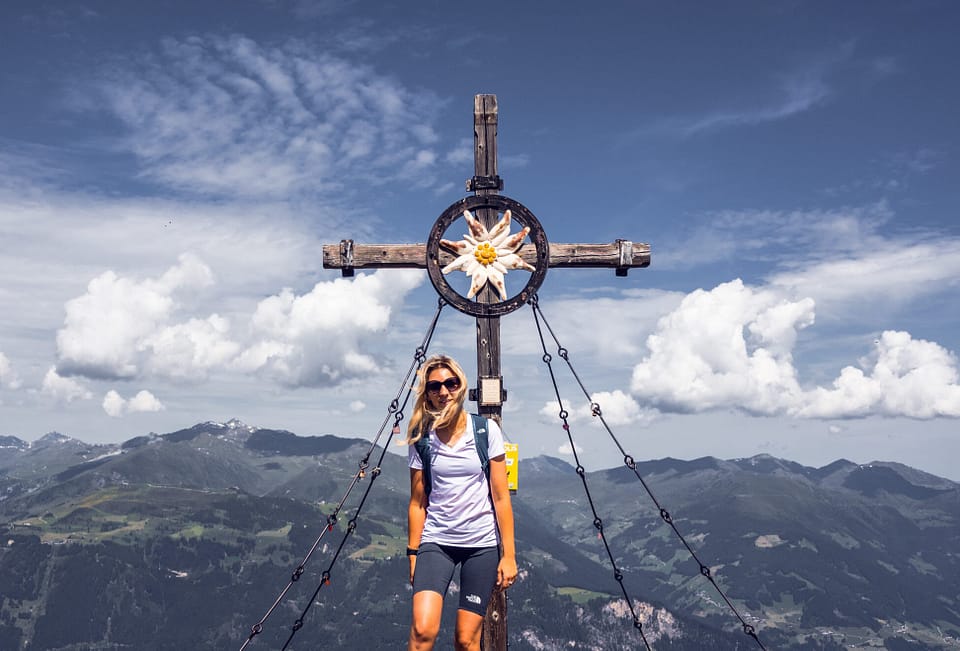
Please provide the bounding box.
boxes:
[404,354,468,445]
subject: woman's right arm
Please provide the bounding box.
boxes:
[408,468,427,584]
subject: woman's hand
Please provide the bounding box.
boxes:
[409,555,417,585]
[497,555,518,590]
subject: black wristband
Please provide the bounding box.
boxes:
[406,547,418,557]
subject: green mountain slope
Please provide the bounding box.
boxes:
[2,421,957,649]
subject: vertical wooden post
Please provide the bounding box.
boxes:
[473,94,507,651]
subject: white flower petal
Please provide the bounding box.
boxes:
[498,253,536,272]
[464,210,489,240]
[500,226,531,254]
[488,267,507,299]
[467,266,489,298]
[442,253,474,275]
[487,210,512,244]
[440,238,469,254]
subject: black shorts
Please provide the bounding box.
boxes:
[413,542,500,615]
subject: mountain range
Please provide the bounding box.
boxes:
[2,419,959,649]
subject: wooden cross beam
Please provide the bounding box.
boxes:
[323,239,649,275]
[322,95,649,651]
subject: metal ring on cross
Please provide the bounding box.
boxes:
[427,195,548,317]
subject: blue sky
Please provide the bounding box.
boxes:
[1,1,959,479]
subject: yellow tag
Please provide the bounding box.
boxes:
[504,443,519,492]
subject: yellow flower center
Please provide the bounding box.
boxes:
[474,241,498,266]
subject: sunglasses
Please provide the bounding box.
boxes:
[425,377,461,393]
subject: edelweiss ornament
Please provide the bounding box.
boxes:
[440,209,536,300]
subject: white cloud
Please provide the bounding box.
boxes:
[0,186,352,373]
[636,65,833,140]
[102,390,125,417]
[87,34,443,199]
[769,239,960,315]
[56,254,215,379]
[640,45,865,139]
[655,203,960,319]
[239,270,424,387]
[55,254,425,388]
[103,389,165,417]
[631,280,813,414]
[128,390,165,413]
[0,352,22,390]
[539,390,656,428]
[143,315,241,380]
[41,368,93,403]
[445,138,473,165]
[558,441,584,456]
[348,400,366,413]
[678,73,829,136]
[630,280,960,419]
[796,331,960,419]
[655,203,893,272]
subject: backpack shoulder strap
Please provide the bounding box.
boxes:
[471,413,490,482]
[414,429,432,498]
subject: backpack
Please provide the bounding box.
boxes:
[414,413,490,499]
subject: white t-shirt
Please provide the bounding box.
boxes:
[408,415,505,547]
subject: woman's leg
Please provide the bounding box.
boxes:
[453,546,500,651]
[410,543,456,651]
[409,591,443,650]
[453,609,485,651]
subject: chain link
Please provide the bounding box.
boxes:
[529,297,767,650]
[239,299,445,650]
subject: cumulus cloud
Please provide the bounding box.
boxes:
[41,368,93,403]
[630,280,960,419]
[143,315,241,379]
[238,270,424,386]
[55,255,424,388]
[540,390,657,428]
[796,331,960,419]
[558,441,584,456]
[349,400,366,413]
[102,390,125,417]
[56,253,215,379]
[631,280,813,414]
[103,390,165,417]
[0,352,22,390]
[88,34,443,198]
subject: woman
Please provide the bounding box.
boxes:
[405,354,517,651]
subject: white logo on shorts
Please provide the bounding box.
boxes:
[466,594,482,605]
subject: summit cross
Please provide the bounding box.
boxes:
[322,94,650,651]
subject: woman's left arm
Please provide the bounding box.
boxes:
[488,455,517,589]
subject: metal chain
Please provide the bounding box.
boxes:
[280,417,401,650]
[529,296,766,650]
[530,297,653,651]
[239,298,446,650]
